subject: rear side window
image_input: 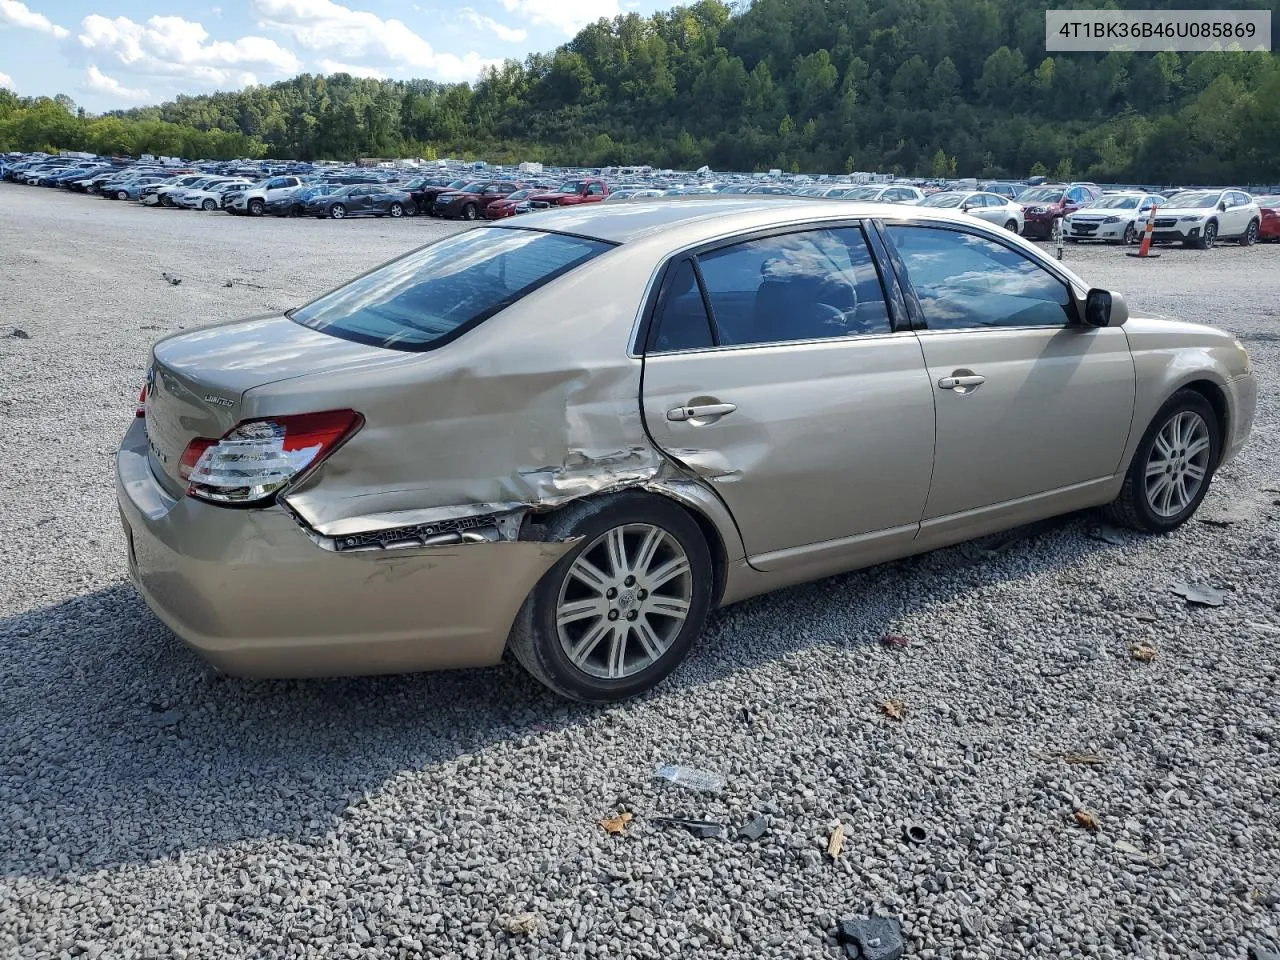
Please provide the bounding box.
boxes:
[650,260,714,352]
[695,227,892,345]
[291,229,612,352]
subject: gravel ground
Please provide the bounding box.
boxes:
[1,186,1278,960]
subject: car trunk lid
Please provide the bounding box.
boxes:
[143,314,417,496]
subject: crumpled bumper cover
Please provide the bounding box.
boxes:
[115,417,575,678]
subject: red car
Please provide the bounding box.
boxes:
[1256,195,1280,241]
[1016,182,1101,239]
[524,178,610,210]
[481,186,547,220]
[430,180,522,220]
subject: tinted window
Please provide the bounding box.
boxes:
[292,229,612,352]
[885,225,1072,330]
[587,183,604,195]
[649,260,714,352]
[695,227,891,345]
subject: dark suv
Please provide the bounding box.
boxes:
[1017,182,1101,239]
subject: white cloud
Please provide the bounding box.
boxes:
[253,0,498,82]
[0,0,69,38]
[0,70,14,90]
[77,14,300,88]
[318,58,385,79]
[459,9,527,43]
[497,0,617,35]
[85,65,150,100]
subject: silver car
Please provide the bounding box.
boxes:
[117,198,1255,701]
[920,190,1025,233]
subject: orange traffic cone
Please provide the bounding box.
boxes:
[1126,205,1161,258]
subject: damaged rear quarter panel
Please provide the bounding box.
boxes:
[246,249,666,537]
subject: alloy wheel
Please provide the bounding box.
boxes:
[1203,222,1217,248]
[555,523,693,680]
[1123,223,1137,244]
[1144,410,1211,518]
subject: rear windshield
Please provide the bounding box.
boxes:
[290,228,613,351]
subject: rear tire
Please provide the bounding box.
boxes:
[508,492,714,702]
[1104,390,1220,533]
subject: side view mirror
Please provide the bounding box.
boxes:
[960,203,971,212]
[1084,288,1129,328]
[1218,201,1228,211]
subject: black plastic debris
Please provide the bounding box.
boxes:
[161,272,182,286]
[902,822,929,844]
[650,816,729,840]
[8,328,30,339]
[837,916,904,960]
[1248,947,1280,960]
[1171,582,1227,607]
[738,815,770,841]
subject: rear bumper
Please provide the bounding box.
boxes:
[115,417,571,678]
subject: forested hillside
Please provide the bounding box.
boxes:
[3,0,1279,181]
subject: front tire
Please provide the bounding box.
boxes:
[202,199,216,211]
[115,190,128,201]
[1123,223,1138,244]
[248,199,265,216]
[1240,219,1259,246]
[508,492,714,702]
[1004,219,1018,233]
[389,202,404,218]
[1196,220,1218,249]
[1104,390,1220,533]
[462,203,477,221]
[329,203,346,219]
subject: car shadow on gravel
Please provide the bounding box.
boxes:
[0,511,1118,879]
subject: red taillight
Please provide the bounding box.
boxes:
[178,437,216,481]
[136,385,148,418]
[181,410,363,505]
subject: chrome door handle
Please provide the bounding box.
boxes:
[938,375,986,390]
[666,402,737,422]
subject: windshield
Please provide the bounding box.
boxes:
[1090,196,1142,209]
[291,229,613,352]
[921,193,966,208]
[1166,191,1220,208]
[447,179,468,189]
[1017,187,1065,203]
[505,189,533,200]
[840,187,881,200]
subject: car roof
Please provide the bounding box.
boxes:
[494,196,1000,245]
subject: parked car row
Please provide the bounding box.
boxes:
[5,152,1278,247]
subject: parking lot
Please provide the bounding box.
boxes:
[1,185,1278,959]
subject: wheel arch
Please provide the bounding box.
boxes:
[1178,378,1230,465]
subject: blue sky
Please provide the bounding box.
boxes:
[0,0,666,111]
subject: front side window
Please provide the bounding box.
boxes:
[885,225,1072,331]
[694,226,892,345]
[291,229,612,352]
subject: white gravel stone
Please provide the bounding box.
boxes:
[1,186,1278,959]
